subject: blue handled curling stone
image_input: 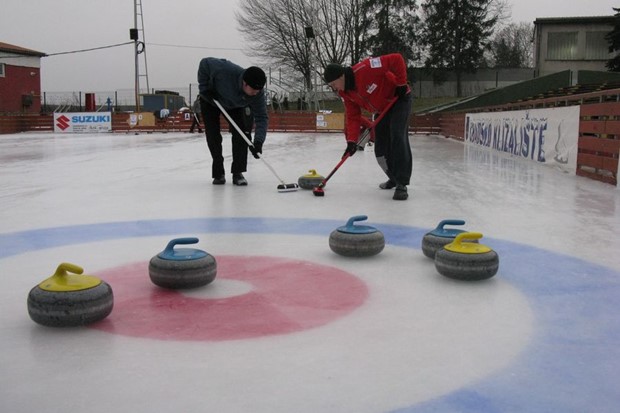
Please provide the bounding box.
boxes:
[434,232,499,281]
[149,237,217,289]
[422,219,478,259]
[329,215,385,257]
[298,169,325,190]
[27,263,114,327]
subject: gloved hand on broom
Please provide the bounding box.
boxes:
[342,141,357,159]
[249,140,263,159]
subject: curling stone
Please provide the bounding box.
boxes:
[422,219,477,259]
[298,169,325,190]
[434,232,499,281]
[329,215,385,257]
[27,263,114,327]
[149,237,217,289]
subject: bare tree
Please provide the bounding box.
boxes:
[236,0,315,89]
[237,0,360,91]
[347,0,373,63]
[311,0,353,68]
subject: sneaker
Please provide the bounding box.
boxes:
[233,173,248,186]
[379,179,396,190]
[393,184,408,200]
[212,175,226,185]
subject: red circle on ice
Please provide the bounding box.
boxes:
[91,255,369,341]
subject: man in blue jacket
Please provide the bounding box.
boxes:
[198,58,268,186]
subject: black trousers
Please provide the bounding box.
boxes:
[373,93,413,186]
[201,101,252,178]
[190,112,202,132]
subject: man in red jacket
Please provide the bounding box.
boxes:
[323,53,413,200]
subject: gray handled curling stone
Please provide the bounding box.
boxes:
[149,237,217,289]
[28,262,114,327]
[434,232,499,281]
[329,215,385,257]
[422,219,477,259]
[298,169,325,190]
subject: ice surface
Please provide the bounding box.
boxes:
[1,131,619,413]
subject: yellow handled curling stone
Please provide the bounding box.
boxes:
[298,169,325,190]
[434,232,499,281]
[27,263,114,327]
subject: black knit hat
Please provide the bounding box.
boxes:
[323,63,344,83]
[243,66,266,90]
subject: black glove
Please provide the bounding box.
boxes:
[342,141,357,159]
[395,85,408,98]
[250,141,263,159]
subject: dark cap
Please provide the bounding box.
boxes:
[323,63,344,83]
[243,66,267,90]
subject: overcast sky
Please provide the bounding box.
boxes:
[1,0,618,92]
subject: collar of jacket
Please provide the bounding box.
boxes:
[343,67,356,91]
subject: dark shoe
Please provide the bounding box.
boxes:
[393,184,408,200]
[212,175,226,185]
[233,173,248,186]
[379,179,396,190]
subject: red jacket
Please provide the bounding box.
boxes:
[338,53,409,142]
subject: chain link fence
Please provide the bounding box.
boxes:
[41,81,339,114]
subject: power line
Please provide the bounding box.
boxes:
[147,42,243,51]
[44,41,134,57]
[2,41,243,59]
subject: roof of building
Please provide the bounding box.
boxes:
[534,15,616,25]
[0,41,46,57]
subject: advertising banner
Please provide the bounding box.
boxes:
[464,106,580,174]
[54,112,112,133]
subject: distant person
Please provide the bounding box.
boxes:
[197,57,268,186]
[323,53,413,200]
[189,95,203,133]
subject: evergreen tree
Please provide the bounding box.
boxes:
[489,22,534,68]
[606,7,620,72]
[364,0,421,64]
[421,0,499,96]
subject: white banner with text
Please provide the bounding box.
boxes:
[54,112,112,133]
[464,106,580,174]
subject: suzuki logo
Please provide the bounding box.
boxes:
[56,115,70,130]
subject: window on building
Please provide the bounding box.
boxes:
[585,31,611,60]
[0,63,5,77]
[547,32,578,60]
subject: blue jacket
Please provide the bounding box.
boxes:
[197,57,268,143]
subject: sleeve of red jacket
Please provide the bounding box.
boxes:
[383,53,408,88]
[344,98,362,143]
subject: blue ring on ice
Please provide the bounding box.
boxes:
[2,217,619,412]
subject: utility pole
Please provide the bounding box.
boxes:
[131,0,150,113]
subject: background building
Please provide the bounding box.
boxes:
[0,42,46,113]
[534,15,616,83]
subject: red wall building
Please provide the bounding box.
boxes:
[0,42,46,114]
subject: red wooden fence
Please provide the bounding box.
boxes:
[578,102,620,185]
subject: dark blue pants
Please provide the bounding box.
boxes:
[373,93,413,186]
[202,102,252,178]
